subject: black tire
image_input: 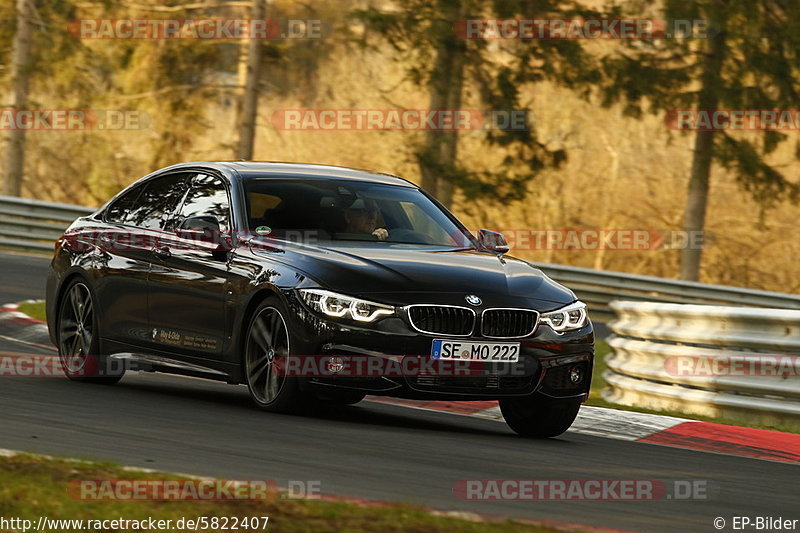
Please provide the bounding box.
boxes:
[499,396,582,438]
[56,279,124,384]
[316,389,367,406]
[243,297,316,413]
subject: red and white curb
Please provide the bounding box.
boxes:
[368,398,800,466]
[0,302,53,351]
[3,303,800,467]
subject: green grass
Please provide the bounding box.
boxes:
[17,300,46,322]
[0,454,571,533]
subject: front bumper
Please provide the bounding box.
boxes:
[284,292,594,401]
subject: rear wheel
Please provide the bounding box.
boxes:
[244,299,315,413]
[57,279,124,384]
[499,396,581,438]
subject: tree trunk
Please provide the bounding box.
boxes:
[418,0,465,208]
[3,0,35,197]
[235,0,266,161]
[680,26,726,281]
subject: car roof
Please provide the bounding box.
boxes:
[157,161,418,188]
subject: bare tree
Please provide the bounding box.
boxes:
[603,0,800,281]
[418,0,465,206]
[679,29,725,281]
[235,0,266,160]
[3,0,35,197]
[356,0,596,209]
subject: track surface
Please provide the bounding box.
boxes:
[0,252,797,532]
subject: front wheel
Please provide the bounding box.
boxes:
[243,299,315,413]
[499,396,581,438]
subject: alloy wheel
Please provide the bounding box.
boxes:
[58,282,94,375]
[245,307,290,405]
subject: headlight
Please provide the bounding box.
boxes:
[298,289,395,323]
[540,301,588,333]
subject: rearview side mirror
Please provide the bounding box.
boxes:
[477,229,510,254]
[176,216,231,252]
[179,215,220,233]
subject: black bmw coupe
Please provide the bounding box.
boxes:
[46,162,594,437]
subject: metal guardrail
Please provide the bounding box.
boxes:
[2,194,800,321]
[534,263,800,322]
[0,196,94,253]
[604,301,800,429]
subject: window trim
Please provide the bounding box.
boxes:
[168,172,234,234]
[102,182,146,225]
[102,171,191,230]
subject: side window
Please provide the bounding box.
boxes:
[248,192,282,218]
[174,174,231,231]
[104,185,144,224]
[126,174,189,230]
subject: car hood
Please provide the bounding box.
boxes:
[252,241,576,308]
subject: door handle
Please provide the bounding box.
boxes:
[153,247,172,259]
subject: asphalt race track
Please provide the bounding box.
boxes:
[0,251,797,532]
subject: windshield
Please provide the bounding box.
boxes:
[243,178,475,248]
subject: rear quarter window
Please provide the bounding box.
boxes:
[104,185,144,224]
[105,173,189,229]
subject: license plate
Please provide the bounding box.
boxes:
[431,340,520,362]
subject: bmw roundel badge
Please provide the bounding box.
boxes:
[465,294,482,306]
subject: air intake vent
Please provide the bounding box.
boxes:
[407,305,475,336]
[481,309,538,338]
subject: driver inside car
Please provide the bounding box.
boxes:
[342,198,388,241]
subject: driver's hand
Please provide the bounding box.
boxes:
[373,228,389,241]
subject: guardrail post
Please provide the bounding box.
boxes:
[604,300,800,430]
